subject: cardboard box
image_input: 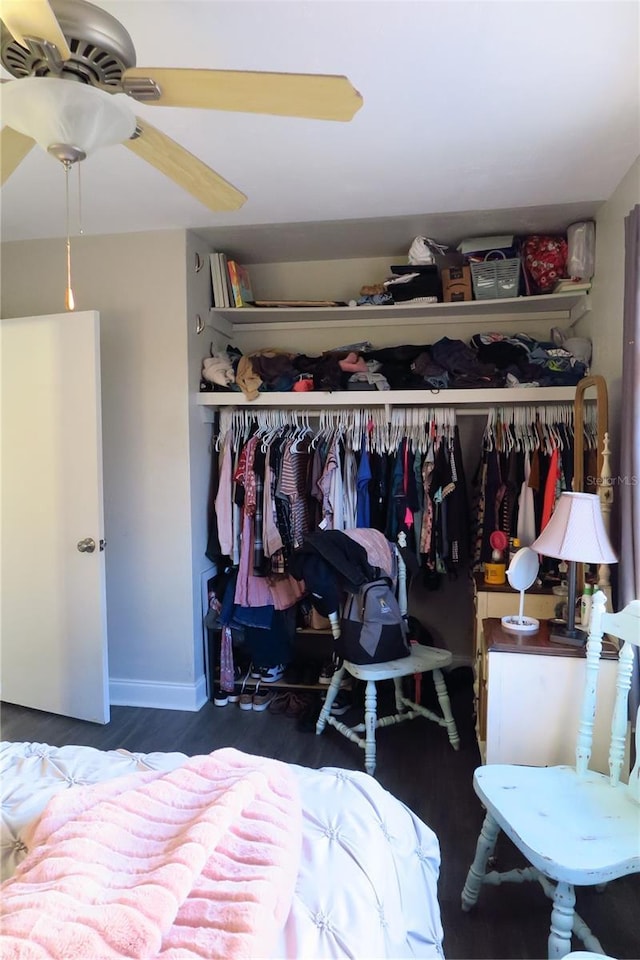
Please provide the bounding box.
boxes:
[442,265,473,303]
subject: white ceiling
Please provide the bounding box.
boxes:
[1,0,638,252]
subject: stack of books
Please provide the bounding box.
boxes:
[209,253,254,308]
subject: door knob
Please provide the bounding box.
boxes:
[77,537,96,553]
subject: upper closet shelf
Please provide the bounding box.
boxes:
[197,387,578,413]
[207,292,590,337]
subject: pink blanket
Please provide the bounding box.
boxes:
[0,748,302,959]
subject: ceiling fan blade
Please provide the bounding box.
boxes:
[121,68,363,121]
[123,118,247,212]
[0,0,70,60]
[1,125,36,185]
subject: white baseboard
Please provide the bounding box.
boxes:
[109,675,208,711]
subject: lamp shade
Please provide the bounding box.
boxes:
[1,77,136,156]
[531,492,617,564]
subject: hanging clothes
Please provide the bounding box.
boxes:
[356,438,372,527]
[210,406,469,601]
[471,404,585,569]
[517,453,537,546]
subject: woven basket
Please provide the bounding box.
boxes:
[470,251,520,300]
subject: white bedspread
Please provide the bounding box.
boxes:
[0,742,444,959]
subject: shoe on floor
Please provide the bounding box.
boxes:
[213,687,230,707]
[252,685,275,712]
[239,688,255,711]
[238,670,255,711]
[327,690,353,716]
[268,692,292,715]
[285,693,313,718]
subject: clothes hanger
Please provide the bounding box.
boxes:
[485,408,495,453]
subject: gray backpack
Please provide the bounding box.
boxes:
[336,577,410,665]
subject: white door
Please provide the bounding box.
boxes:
[1,310,109,723]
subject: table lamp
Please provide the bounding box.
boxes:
[531,492,617,646]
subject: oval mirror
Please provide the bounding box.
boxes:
[506,547,539,592]
[502,546,541,634]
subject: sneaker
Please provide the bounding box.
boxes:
[228,664,247,701]
[239,688,255,711]
[328,690,353,717]
[213,687,230,707]
[255,663,286,684]
[238,669,255,711]
[252,685,275,712]
[317,661,334,685]
[214,682,243,706]
[318,661,351,689]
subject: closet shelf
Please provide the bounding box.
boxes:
[208,292,589,336]
[197,387,578,412]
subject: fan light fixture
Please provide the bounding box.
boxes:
[2,77,136,310]
[1,0,363,308]
[1,77,136,161]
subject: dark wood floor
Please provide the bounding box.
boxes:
[2,669,638,960]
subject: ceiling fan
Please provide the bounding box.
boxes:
[0,0,363,210]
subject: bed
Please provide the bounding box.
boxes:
[0,741,444,959]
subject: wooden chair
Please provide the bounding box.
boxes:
[461,591,640,959]
[315,645,460,776]
[315,538,461,776]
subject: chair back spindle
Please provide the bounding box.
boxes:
[577,594,640,794]
[576,590,606,776]
[600,600,640,796]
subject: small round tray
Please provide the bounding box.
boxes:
[501,615,540,634]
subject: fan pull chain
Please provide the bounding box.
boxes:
[77,162,83,236]
[64,160,75,312]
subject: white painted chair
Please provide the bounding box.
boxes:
[315,645,460,776]
[461,591,640,959]
[315,538,460,776]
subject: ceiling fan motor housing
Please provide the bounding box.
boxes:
[0,0,136,87]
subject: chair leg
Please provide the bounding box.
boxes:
[432,668,461,751]
[461,812,500,911]
[548,881,575,959]
[316,665,345,734]
[393,677,406,712]
[363,679,378,776]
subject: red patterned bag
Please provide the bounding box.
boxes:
[522,235,568,294]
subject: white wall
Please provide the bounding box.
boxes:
[580,156,640,466]
[186,234,219,683]
[1,230,206,710]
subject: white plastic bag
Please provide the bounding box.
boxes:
[567,221,595,280]
[407,237,435,265]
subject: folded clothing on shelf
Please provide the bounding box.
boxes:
[385,265,441,303]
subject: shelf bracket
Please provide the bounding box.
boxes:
[569,293,591,327]
[207,309,233,340]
